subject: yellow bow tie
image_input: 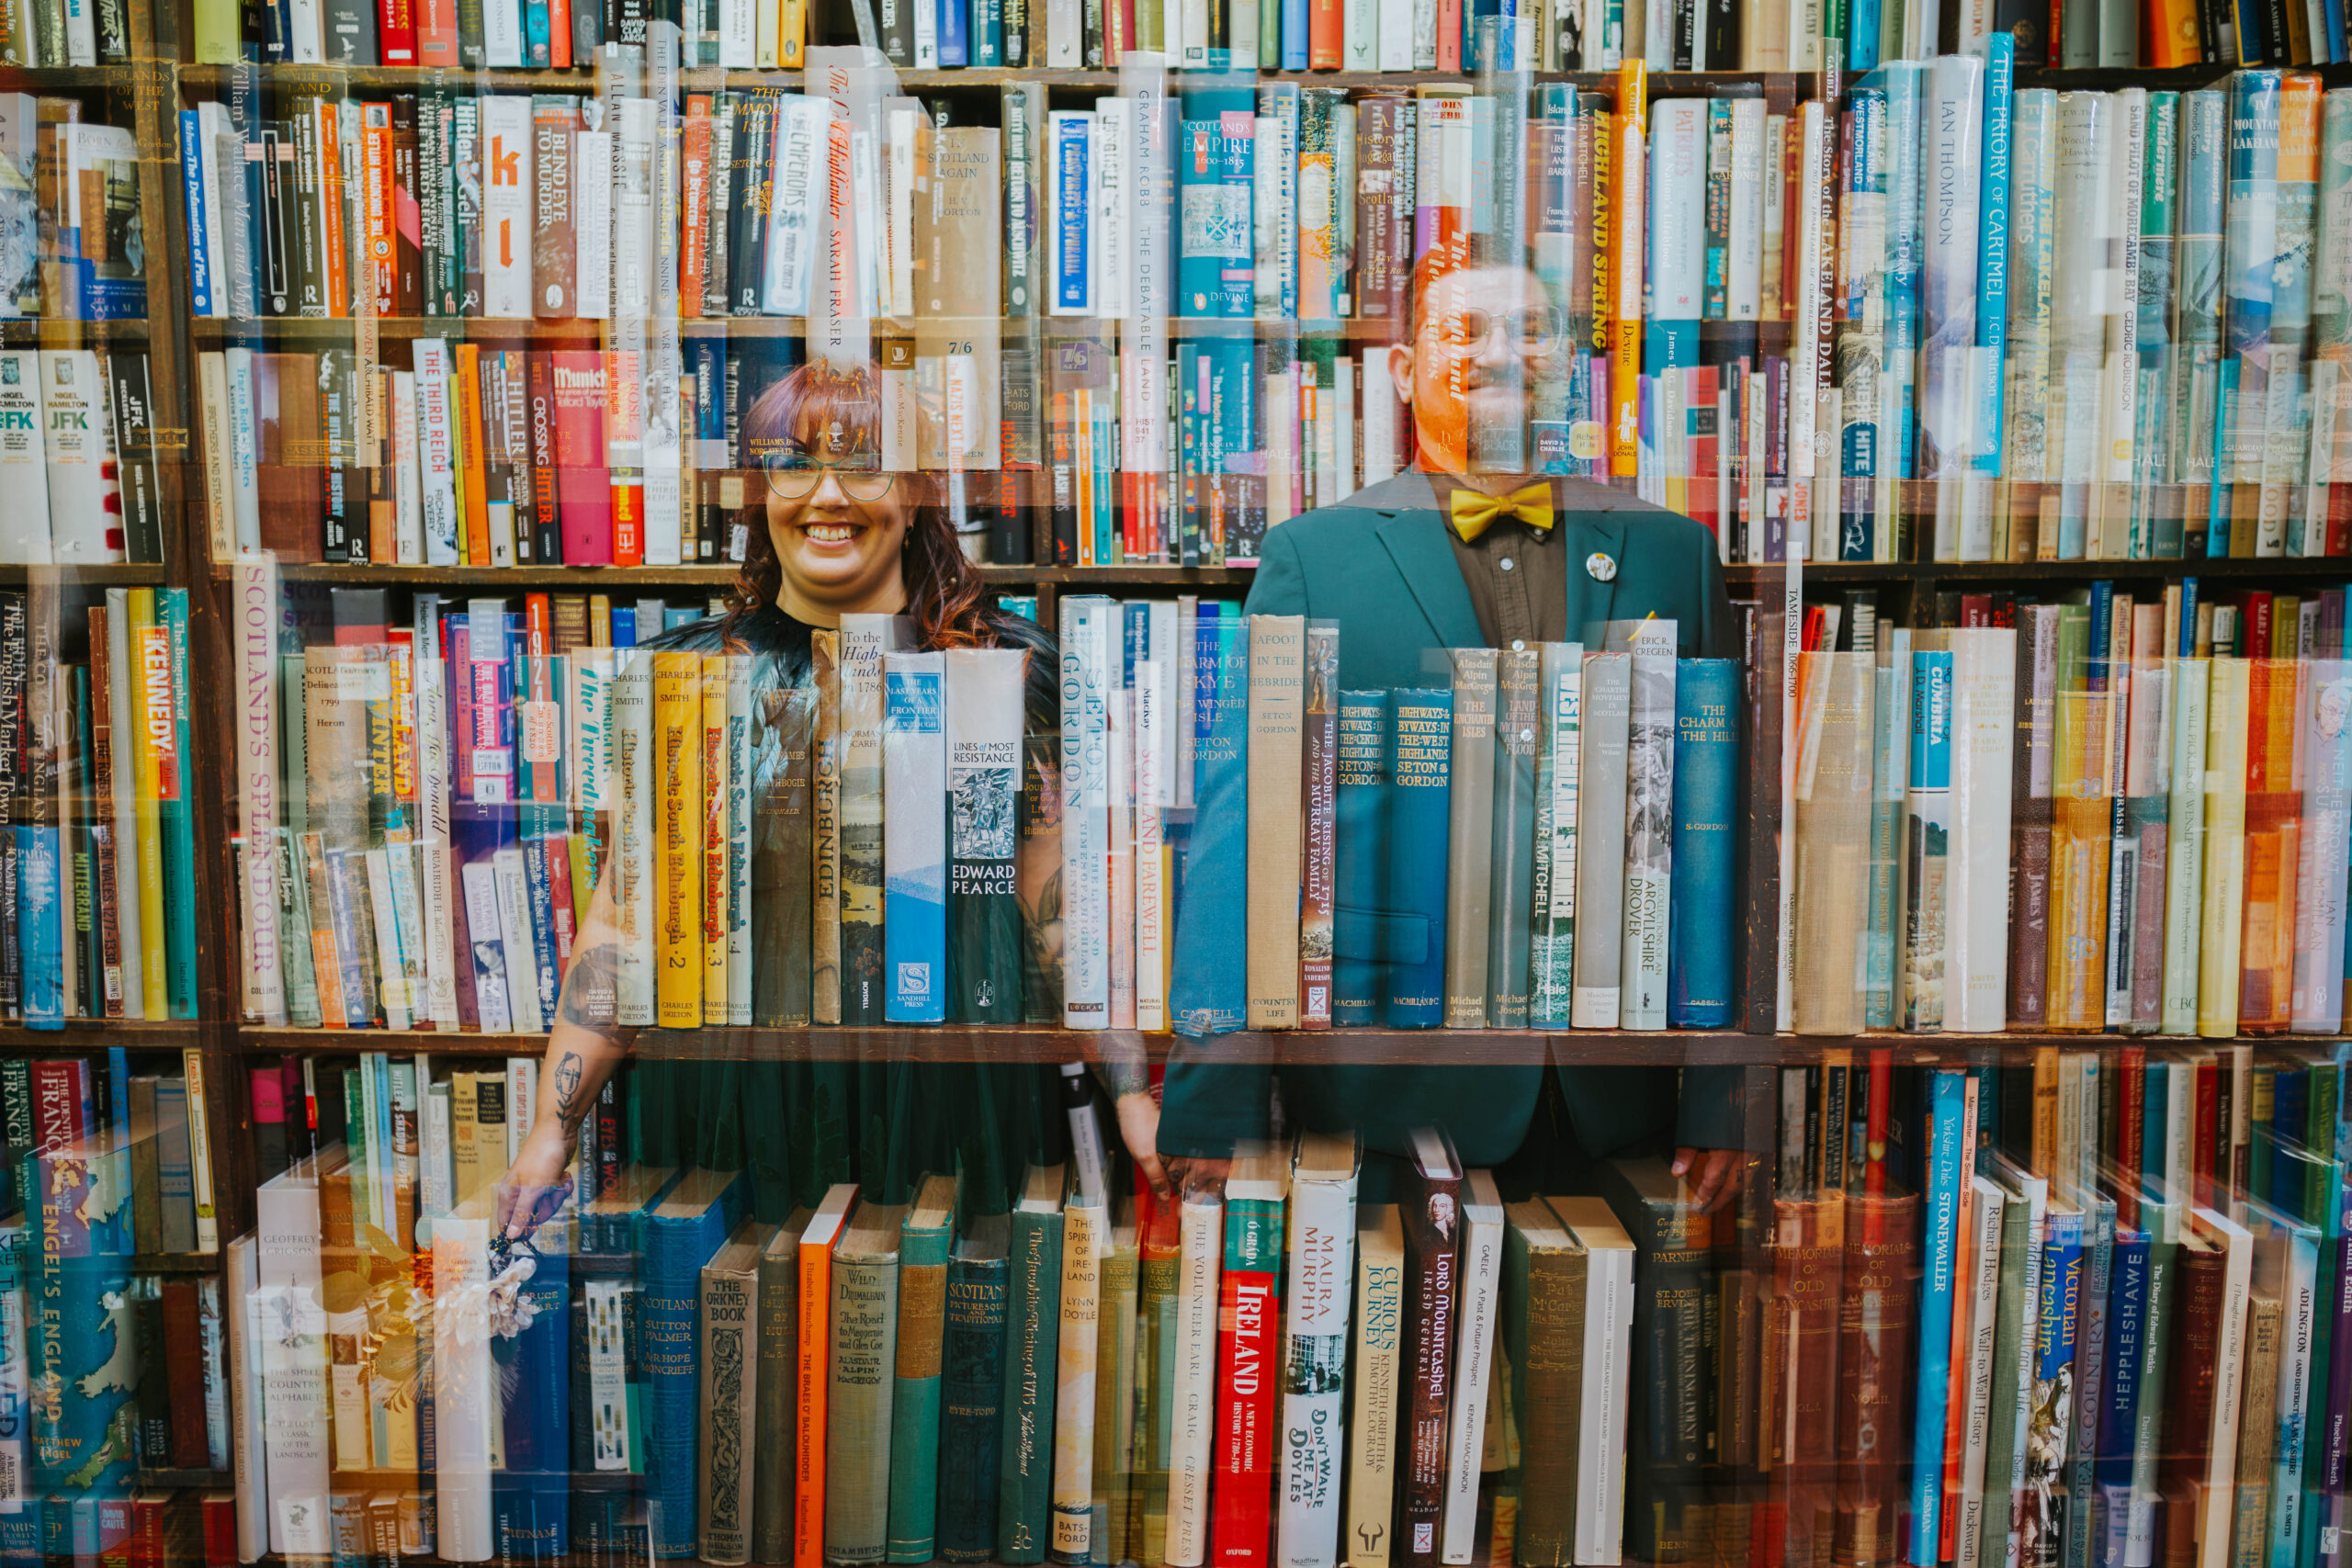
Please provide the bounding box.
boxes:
[1447,481,1555,542]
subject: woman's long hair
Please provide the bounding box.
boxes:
[720,361,999,651]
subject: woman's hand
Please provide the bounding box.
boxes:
[1113,1089,1233,1203]
[495,1117,578,1241]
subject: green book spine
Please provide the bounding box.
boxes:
[886,1221,954,1563]
[1502,1219,1582,1567]
[344,1066,371,1235]
[160,590,198,1018]
[1093,1241,1137,1563]
[998,1210,1065,1564]
[826,1255,900,1564]
[1134,1248,1178,1567]
[752,1247,798,1564]
[2126,1208,2178,1562]
[1979,1192,2032,1550]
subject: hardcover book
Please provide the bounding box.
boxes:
[1487,649,1540,1027]
[839,615,910,1024]
[940,1213,1012,1564]
[1384,687,1452,1028]
[1275,1131,1359,1568]
[885,1174,956,1564]
[880,651,947,1024]
[697,1220,773,1567]
[1441,649,1498,1029]
[1208,1144,1290,1568]
[826,1201,909,1566]
[945,649,1026,1023]
[1246,616,1306,1030]
[1001,1164,1068,1565]
[1571,653,1631,1028]
[1396,1129,1463,1568]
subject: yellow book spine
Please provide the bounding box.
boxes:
[654,650,703,1028]
[778,0,804,64]
[126,589,169,1020]
[1609,62,1646,478]
[2044,683,2113,1032]
[2200,658,2251,1037]
[702,653,729,1024]
[569,831,594,929]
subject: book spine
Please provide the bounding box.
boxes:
[1486,650,1539,1028]
[839,615,899,1025]
[753,1249,798,1562]
[1209,1188,1284,1568]
[1049,1201,1102,1564]
[698,1259,755,1566]
[885,1224,950,1563]
[1383,688,1452,1028]
[1060,599,1111,1027]
[827,1254,900,1565]
[1247,615,1306,1029]
[1298,623,1338,1028]
[939,1255,1008,1563]
[1532,649,1583,1027]
[1000,1209,1065,1564]
[1908,1069,1967,1562]
[1667,660,1739,1026]
[1441,649,1498,1029]
[881,651,947,1024]
[1166,1198,1224,1568]
[1619,642,1677,1029]
[1277,1176,1356,1568]
[1571,654,1630,1028]
[1398,1194,1457,1568]
[1331,690,1391,1029]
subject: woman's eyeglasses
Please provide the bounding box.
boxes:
[757,449,899,502]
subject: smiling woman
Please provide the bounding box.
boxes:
[488,356,1069,1241]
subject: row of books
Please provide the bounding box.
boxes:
[0,95,146,323]
[0,590,205,1027]
[1818,62,2352,565]
[230,1112,1656,1568]
[0,347,171,567]
[1788,580,2352,1038]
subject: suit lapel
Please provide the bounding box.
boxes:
[1370,472,1483,649]
[1561,510,1626,643]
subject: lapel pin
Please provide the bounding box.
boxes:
[1586,551,1617,582]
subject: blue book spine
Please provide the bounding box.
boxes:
[1384,686,1452,1028]
[1282,0,1307,67]
[638,1176,743,1559]
[2213,71,2284,559]
[1170,616,1249,1033]
[1177,91,1254,320]
[612,606,638,647]
[180,112,213,317]
[2064,1205,2114,1568]
[17,828,58,1030]
[2272,1068,2311,1202]
[1849,0,1879,69]
[1907,1067,1966,1565]
[155,1077,193,1246]
[2143,1066,2168,1186]
[1667,660,1738,1028]
[495,1245,571,1562]
[973,0,1001,62]
[882,659,947,1024]
[1972,34,2012,478]
[1051,116,1090,312]
[940,0,967,63]
[2093,1225,2149,1568]
[1331,690,1391,1028]
[29,1236,132,1493]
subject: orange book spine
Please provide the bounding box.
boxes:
[363,110,395,317]
[796,1233,834,1567]
[2148,0,2201,64]
[457,345,492,566]
[525,592,552,655]
[548,0,571,65]
[315,103,349,318]
[1307,0,1340,65]
[1610,62,1646,478]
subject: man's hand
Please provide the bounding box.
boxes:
[1671,1146,1744,1213]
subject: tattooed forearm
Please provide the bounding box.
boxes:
[557,942,624,1032]
[552,1051,587,1134]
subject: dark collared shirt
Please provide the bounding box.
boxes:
[1424,470,1568,649]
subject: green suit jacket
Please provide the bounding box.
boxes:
[1159,470,1748,1171]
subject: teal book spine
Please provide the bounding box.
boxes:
[1667,660,1740,1028]
[636,1176,746,1559]
[1385,687,1453,1028]
[886,1220,954,1563]
[997,1213,1064,1565]
[1170,615,1249,1035]
[1330,690,1390,1027]
[1176,89,1255,317]
[159,589,198,1018]
[938,1252,1009,1562]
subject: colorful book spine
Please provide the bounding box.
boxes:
[1385,688,1452,1029]
[1666,659,1737,1027]
[881,650,947,1025]
[1209,1169,1285,1568]
[1908,1068,1967,1562]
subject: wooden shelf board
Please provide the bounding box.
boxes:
[233,1023,2350,1063]
[0,1020,196,1047]
[1728,556,2352,583]
[257,562,743,586]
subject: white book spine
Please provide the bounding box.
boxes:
[1059,598,1111,1027]
[39,349,119,561]
[1575,1239,1633,1564]
[1276,1170,1358,1568]
[390,368,423,563]
[420,1078,451,1236]
[1377,0,1410,67]
[431,1220,496,1562]
[1106,684,1136,1028]
[0,350,51,562]
[886,107,918,318]
[1437,1206,1500,1564]
[1645,102,1706,330]
[1135,658,1168,1032]
[366,852,413,1029]
[233,553,286,1025]
[412,340,460,565]
[508,1057,536,1158]
[492,846,543,1032]
[613,98,655,321]
[1362,352,1397,488]
[284,0,320,58]
[459,861,512,1031]
[1343,0,1374,68]
[1727,101,1766,323]
[61,0,93,63]
[254,1284,334,1558]
[614,654,653,1027]
[1617,643,1674,1030]
[2195,1208,2254,1568]
[1948,629,2017,1032]
[576,129,614,321]
[1094,99,1127,320]
[2270,1233,2320,1556]
[1164,1197,1223,1568]
[2295,661,2352,1031]
[104,589,143,1021]
[1954,1177,2006,1568]
[198,103,235,317]
[765,98,829,316]
[479,97,533,318]
[483,0,521,64]
[225,1246,266,1560]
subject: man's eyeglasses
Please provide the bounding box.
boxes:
[756,449,899,501]
[1426,305,1566,356]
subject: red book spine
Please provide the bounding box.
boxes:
[682,99,712,317]
[1307,0,1339,65]
[549,351,612,565]
[30,1058,85,1153]
[2193,1058,2218,1206]
[378,0,416,64]
[2331,467,2352,555]
[1208,1196,1283,1568]
[1434,0,1461,68]
[162,1281,210,1468]
[2159,1240,2225,1487]
[528,351,561,565]
[414,0,454,62]
[2117,1046,2145,1228]
[548,0,571,65]
[201,1495,237,1568]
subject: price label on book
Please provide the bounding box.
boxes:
[333,660,392,703]
[520,701,561,768]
